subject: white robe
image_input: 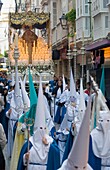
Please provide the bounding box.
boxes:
[24,129,53,170]
[54,88,62,118]
[6,108,18,158]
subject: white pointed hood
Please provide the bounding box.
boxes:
[14,66,23,115]
[91,110,110,158]
[59,99,91,170]
[10,93,16,108]
[78,78,86,121]
[34,77,46,130]
[44,96,51,120]
[23,74,26,87]
[67,99,91,169]
[63,74,66,91]
[20,78,30,111]
[70,69,76,100]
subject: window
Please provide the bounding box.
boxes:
[85,0,88,4]
[85,5,88,13]
[103,0,108,8]
[80,6,82,15]
[77,8,79,17]
[105,16,108,28]
[85,17,90,30]
[53,2,57,27]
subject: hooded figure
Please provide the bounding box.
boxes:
[23,78,53,170]
[62,78,86,163]
[58,99,92,170]
[6,66,23,158]
[55,70,78,164]
[10,78,30,170]
[44,95,55,138]
[63,69,79,132]
[89,110,110,170]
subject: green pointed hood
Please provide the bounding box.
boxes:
[29,68,37,107]
[100,66,105,96]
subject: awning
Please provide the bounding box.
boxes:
[86,39,110,51]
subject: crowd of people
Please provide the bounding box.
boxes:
[0,68,110,170]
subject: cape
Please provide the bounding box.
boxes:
[62,130,74,163]
[17,140,32,170]
[54,105,66,124]
[47,140,60,170]
[17,140,60,170]
[10,122,25,170]
[50,126,56,138]
[88,135,101,170]
[0,102,10,140]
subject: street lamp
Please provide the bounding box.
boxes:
[59,13,68,30]
[0,0,3,12]
[60,13,72,77]
[88,0,92,38]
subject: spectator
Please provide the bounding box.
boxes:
[49,75,58,93]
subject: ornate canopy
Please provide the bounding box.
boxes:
[9,11,50,29]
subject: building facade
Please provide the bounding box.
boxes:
[41,0,76,78]
[0,0,15,55]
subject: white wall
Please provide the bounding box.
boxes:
[93,13,109,40]
[61,0,69,14]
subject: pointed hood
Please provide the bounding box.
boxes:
[70,69,76,100]
[100,66,105,96]
[23,74,26,87]
[66,99,91,169]
[90,76,99,93]
[44,96,51,120]
[63,74,66,91]
[14,66,23,114]
[10,93,16,108]
[78,78,86,121]
[34,77,46,130]
[29,68,37,107]
[20,78,30,110]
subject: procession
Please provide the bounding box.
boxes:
[0,0,110,170]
